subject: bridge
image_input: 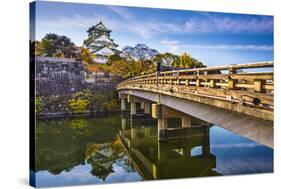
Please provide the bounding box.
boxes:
[116,61,274,148]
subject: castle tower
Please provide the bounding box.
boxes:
[83,21,120,64]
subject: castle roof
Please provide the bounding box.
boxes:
[84,33,118,49]
[87,21,112,33]
[90,46,121,55]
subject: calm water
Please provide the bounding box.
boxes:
[34,115,273,187]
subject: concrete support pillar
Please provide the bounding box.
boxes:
[158,118,168,141]
[158,118,168,130]
[121,118,126,130]
[144,102,150,114]
[131,128,137,139]
[144,127,151,137]
[182,115,191,128]
[202,126,210,156]
[182,147,191,158]
[121,99,126,111]
[130,102,136,115]
[140,102,145,110]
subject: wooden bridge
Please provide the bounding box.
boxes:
[116,61,274,148]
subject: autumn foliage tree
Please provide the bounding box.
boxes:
[106,55,155,79]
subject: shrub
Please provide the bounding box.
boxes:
[35,97,45,113]
[68,99,89,113]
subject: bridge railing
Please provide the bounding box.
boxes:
[117,61,273,109]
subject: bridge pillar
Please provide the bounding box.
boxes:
[119,93,129,115]
[144,127,151,137]
[140,102,145,110]
[182,115,191,128]
[121,99,126,111]
[130,102,137,115]
[128,95,149,119]
[202,126,211,156]
[143,102,151,119]
[158,118,168,141]
[121,118,126,130]
[131,128,137,140]
[182,147,191,158]
[144,102,150,113]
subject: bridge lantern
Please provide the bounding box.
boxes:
[157,61,161,72]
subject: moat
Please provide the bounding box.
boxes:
[34,114,273,187]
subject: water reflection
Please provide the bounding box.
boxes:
[35,117,142,187]
[34,115,273,187]
[119,118,219,179]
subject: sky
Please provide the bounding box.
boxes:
[33,1,273,67]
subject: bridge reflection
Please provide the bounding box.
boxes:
[118,117,220,179]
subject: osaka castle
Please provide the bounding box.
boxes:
[83,21,121,64]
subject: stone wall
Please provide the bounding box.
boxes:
[35,57,122,116]
[35,56,120,96]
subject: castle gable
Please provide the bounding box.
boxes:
[93,46,115,56]
[95,34,114,44]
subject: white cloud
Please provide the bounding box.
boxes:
[36,7,273,41]
[106,5,135,21]
[184,14,273,34]
[160,40,179,45]
[160,39,273,53]
[183,44,273,51]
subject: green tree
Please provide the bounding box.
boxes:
[153,52,179,66]
[37,33,77,58]
[176,53,205,68]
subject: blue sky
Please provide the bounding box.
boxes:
[33,1,273,66]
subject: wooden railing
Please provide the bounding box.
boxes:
[117,61,274,110]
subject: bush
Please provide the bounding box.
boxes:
[101,99,119,111]
[68,99,89,113]
[35,97,45,113]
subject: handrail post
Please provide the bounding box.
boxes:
[210,79,215,88]
[228,67,237,90]
[196,70,201,87]
[254,80,266,93]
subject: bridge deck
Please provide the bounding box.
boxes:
[117,61,273,122]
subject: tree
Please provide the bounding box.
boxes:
[36,33,78,58]
[153,52,179,66]
[108,58,155,79]
[107,54,123,66]
[174,53,205,68]
[122,44,159,61]
[80,48,94,64]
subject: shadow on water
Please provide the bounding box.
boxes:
[34,114,273,187]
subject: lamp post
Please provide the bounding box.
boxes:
[156,61,161,87]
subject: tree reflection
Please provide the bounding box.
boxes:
[36,117,120,176]
[35,116,139,181]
